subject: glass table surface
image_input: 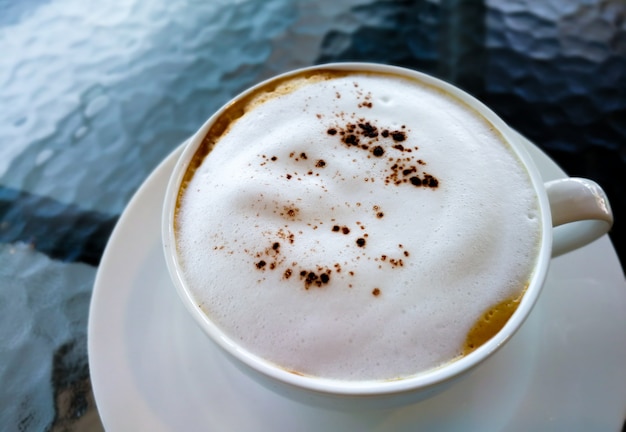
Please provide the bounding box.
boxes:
[1,0,624,430]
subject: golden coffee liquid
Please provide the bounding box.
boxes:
[463,287,526,355]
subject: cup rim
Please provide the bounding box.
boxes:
[162,62,552,397]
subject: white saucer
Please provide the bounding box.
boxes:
[88,132,626,431]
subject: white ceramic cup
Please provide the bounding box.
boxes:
[162,63,613,409]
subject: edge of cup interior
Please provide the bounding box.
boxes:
[161,62,553,397]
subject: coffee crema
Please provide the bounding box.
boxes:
[174,69,542,382]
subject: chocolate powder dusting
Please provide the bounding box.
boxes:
[343,134,359,146]
[410,174,439,188]
[326,117,440,190]
[306,272,317,284]
[300,268,332,289]
[391,131,406,142]
[358,122,378,138]
[424,174,439,188]
[331,225,350,234]
[281,206,300,219]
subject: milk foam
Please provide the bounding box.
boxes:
[175,72,541,381]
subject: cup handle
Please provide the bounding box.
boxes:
[545,178,613,257]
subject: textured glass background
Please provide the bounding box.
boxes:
[0,0,624,430]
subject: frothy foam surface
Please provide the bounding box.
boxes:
[175,71,541,381]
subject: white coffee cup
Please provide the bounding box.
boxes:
[162,63,613,409]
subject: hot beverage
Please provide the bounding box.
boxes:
[173,68,542,382]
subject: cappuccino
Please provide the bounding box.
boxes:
[174,69,541,381]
